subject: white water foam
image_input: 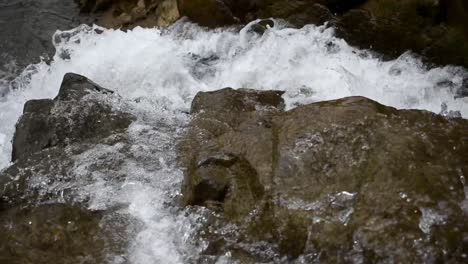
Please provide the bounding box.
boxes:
[1,20,467,170]
[0,19,467,263]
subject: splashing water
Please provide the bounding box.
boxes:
[1,20,467,169]
[0,19,467,262]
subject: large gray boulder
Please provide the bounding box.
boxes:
[179,88,468,263]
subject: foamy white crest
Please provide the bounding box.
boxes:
[0,19,467,263]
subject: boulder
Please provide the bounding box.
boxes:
[76,0,181,28]
[179,88,468,262]
[336,0,468,67]
[2,73,133,208]
[12,73,133,162]
[177,0,238,27]
[180,88,284,219]
[285,3,334,28]
[0,73,135,263]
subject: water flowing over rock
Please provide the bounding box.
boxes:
[179,88,468,263]
[175,0,468,69]
[0,73,134,262]
[11,73,133,162]
[1,3,468,260]
[1,71,206,263]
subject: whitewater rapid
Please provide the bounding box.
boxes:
[0,19,467,263]
[2,20,467,169]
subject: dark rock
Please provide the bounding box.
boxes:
[179,89,468,262]
[223,0,259,22]
[0,0,91,75]
[1,147,75,210]
[439,0,468,37]
[0,73,134,263]
[334,0,468,68]
[177,0,238,28]
[323,0,368,14]
[2,73,134,210]
[190,87,285,114]
[77,0,181,28]
[55,72,114,100]
[217,0,360,25]
[186,153,264,219]
[335,9,376,50]
[11,99,54,163]
[254,1,334,28]
[180,88,283,220]
[12,73,133,162]
[286,3,334,28]
[423,25,468,68]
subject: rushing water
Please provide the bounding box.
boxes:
[0,19,467,262]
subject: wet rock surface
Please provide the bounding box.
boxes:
[0,73,134,262]
[0,0,91,76]
[2,73,134,205]
[12,73,133,162]
[77,0,180,28]
[335,0,468,68]
[0,204,112,264]
[178,0,238,28]
[179,88,468,263]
